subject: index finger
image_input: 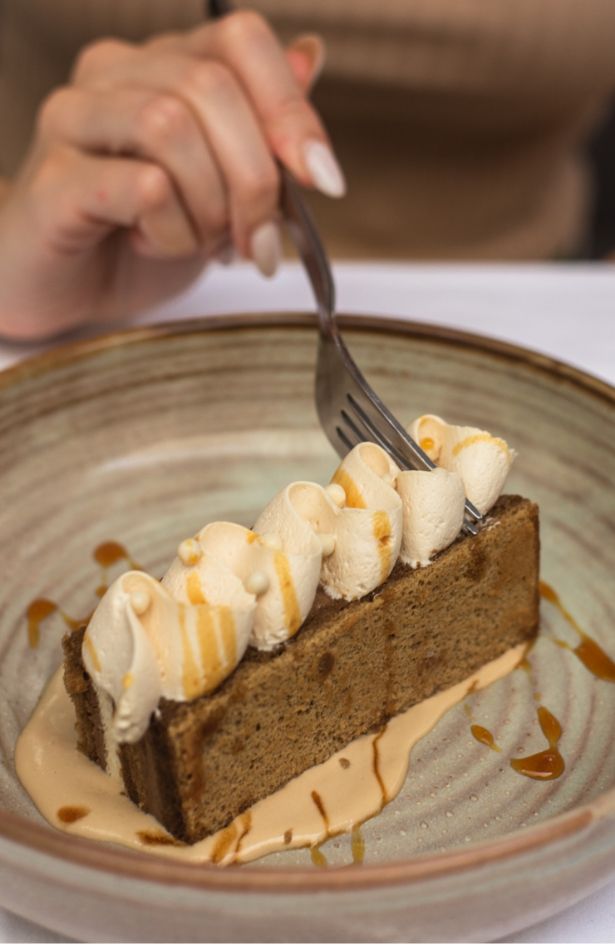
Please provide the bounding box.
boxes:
[187,10,346,197]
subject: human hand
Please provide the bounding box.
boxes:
[0,11,342,340]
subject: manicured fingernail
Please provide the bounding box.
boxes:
[303,140,346,198]
[250,221,282,278]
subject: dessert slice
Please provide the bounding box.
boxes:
[63,417,539,844]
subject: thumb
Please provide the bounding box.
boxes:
[286,34,326,93]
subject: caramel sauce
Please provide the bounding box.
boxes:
[330,467,365,509]
[234,813,252,856]
[57,805,89,824]
[351,825,365,865]
[338,757,351,770]
[371,728,389,810]
[540,581,615,683]
[94,541,138,570]
[26,598,86,648]
[511,706,565,781]
[210,822,239,864]
[310,790,330,832]
[470,724,501,752]
[26,540,139,648]
[283,829,293,845]
[310,845,328,867]
[137,830,184,847]
[27,598,58,649]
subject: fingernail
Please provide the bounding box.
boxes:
[290,34,325,86]
[303,140,346,198]
[250,221,282,278]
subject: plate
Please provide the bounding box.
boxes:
[0,314,614,942]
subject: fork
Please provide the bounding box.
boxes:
[282,177,482,534]
[207,0,482,534]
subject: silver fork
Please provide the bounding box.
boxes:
[207,0,482,534]
[281,173,483,535]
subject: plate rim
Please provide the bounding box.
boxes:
[1,311,614,894]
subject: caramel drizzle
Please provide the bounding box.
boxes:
[310,845,328,867]
[540,581,615,683]
[330,467,366,509]
[273,551,302,636]
[27,598,87,648]
[371,727,389,810]
[452,433,509,457]
[93,541,141,599]
[372,510,393,583]
[511,706,565,781]
[26,541,138,648]
[309,791,330,867]
[351,825,365,865]
[310,790,330,832]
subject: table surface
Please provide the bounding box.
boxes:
[1,262,614,943]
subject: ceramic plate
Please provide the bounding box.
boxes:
[0,315,614,942]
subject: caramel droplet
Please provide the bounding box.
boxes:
[94,541,132,568]
[470,724,501,752]
[57,805,89,824]
[26,598,58,649]
[511,705,565,781]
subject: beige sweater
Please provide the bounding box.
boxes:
[1,0,614,259]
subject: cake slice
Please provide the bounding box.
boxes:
[64,493,539,844]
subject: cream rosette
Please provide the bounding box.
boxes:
[83,570,254,744]
[322,443,403,600]
[409,414,516,515]
[396,468,465,567]
[165,521,322,652]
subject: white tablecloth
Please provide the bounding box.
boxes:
[1,262,614,943]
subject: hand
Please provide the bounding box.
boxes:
[0,11,343,340]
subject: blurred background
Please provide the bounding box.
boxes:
[1,0,614,261]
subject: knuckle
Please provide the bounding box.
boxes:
[184,59,234,97]
[219,9,270,46]
[135,95,191,147]
[136,165,172,210]
[72,37,130,81]
[239,162,279,207]
[29,145,75,206]
[35,87,75,137]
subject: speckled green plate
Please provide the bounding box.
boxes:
[0,314,614,943]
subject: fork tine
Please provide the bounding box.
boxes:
[336,424,357,453]
[340,408,372,446]
[345,397,421,471]
[343,392,480,536]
